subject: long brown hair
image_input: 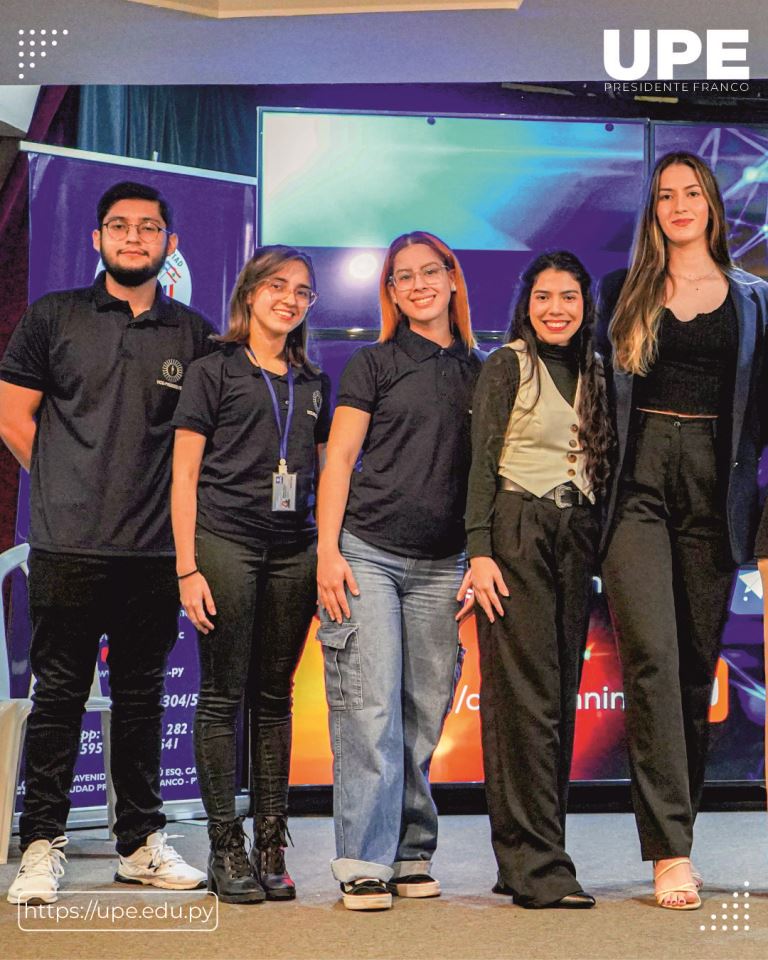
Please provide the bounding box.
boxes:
[216,245,318,371]
[378,231,476,350]
[508,250,614,497]
[610,152,732,375]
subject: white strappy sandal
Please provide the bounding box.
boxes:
[653,858,702,911]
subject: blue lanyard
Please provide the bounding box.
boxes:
[245,346,294,470]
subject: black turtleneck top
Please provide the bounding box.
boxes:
[536,339,580,406]
[465,338,580,557]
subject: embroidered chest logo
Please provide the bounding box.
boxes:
[157,358,184,391]
[307,389,322,419]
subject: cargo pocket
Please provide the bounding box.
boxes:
[317,621,363,711]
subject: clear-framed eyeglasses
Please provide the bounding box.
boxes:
[102,219,169,242]
[389,262,451,291]
[262,278,318,308]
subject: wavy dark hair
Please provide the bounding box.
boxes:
[507,250,614,497]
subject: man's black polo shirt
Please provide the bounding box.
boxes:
[338,322,484,559]
[171,344,332,547]
[0,272,216,556]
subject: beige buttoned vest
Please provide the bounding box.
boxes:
[497,340,593,501]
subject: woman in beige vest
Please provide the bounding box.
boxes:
[465,250,613,909]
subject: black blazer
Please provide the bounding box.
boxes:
[597,266,768,565]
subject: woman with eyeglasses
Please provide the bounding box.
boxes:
[466,250,612,910]
[170,246,331,904]
[316,231,482,911]
[598,152,768,910]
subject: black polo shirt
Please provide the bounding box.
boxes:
[338,322,484,559]
[0,272,216,556]
[172,344,332,547]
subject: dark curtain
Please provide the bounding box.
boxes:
[76,84,550,178]
[78,86,259,176]
[0,86,80,559]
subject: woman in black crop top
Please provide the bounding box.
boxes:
[599,152,768,910]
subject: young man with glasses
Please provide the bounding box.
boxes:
[0,181,215,905]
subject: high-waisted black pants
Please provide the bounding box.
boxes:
[602,413,734,860]
[477,489,599,907]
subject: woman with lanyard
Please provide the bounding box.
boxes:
[466,251,612,910]
[316,231,482,911]
[171,246,331,904]
[598,153,768,909]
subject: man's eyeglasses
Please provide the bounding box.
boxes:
[102,219,169,242]
[389,262,451,292]
[264,278,318,308]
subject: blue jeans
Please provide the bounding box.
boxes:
[318,529,466,884]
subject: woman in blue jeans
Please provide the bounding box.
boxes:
[171,246,331,904]
[316,231,482,911]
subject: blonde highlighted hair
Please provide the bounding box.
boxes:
[216,245,318,371]
[378,231,476,350]
[610,152,731,375]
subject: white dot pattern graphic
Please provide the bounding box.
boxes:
[701,882,755,935]
[16,26,70,79]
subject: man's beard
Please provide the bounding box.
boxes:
[102,243,168,288]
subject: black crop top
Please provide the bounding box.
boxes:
[634,294,738,415]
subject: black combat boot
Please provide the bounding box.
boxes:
[207,819,266,904]
[250,814,295,900]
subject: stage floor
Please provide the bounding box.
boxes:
[1,812,767,959]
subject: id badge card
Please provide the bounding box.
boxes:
[272,470,297,511]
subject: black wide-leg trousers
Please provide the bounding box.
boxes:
[602,413,734,861]
[477,490,599,907]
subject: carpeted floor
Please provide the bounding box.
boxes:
[1,812,766,960]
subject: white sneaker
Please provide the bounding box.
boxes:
[114,832,206,890]
[7,836,68,905]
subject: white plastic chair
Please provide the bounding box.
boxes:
[0,542,116,864]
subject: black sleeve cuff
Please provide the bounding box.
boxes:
[0,370,46,392]
[335,396,374,414]
[171,416,213,438]
[467,531,493,559]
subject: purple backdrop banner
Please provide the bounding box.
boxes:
[10,149,256,810]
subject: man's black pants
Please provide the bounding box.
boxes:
[477,489,599,908]
[19,551,179,852]
[603,413,734,861]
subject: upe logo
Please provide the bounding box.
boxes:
[604,29,749,81]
